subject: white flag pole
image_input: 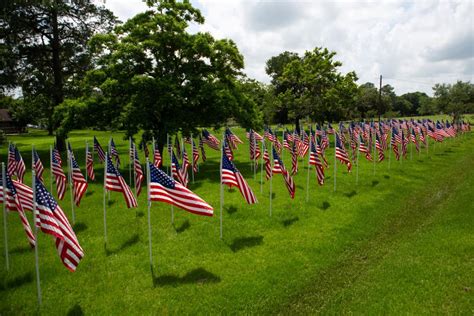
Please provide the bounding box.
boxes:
[305,134,311,203]
[260,140,264,194]
[49,145,53,193]
[2,163,9,271]
[253,135,257,180]
[334,134,337,192]
[129,137,132,186]
[67,144,75,225]
[152,137,156,166]
[269,141,273,217]
[133,142,137,197]
[31,159,42,306]
[356,138,360,186]
[190,133,195,184]
[168,135,174,225]
[107,139,111,201]
[103,151,108,246]
[85,141,88,182]
[146,158,153,269]
[388,133,392,170]
[410,127,413,161]
[373,130,376,175]
[219,133,224,239]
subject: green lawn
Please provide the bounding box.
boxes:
[1,124,473,314]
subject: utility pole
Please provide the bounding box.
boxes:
[378,75,382,123]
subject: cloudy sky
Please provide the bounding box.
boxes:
[103,0,473,95]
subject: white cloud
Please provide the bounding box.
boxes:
[103,0,474,95]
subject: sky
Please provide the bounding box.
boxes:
[102,0,474,95]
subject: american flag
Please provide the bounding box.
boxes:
[86,146,95,181]
[52,146,67,200]
[141,139,149,158]
[225,127,243,148]
[171,151,188,187]
[291,142,298,175]
[181,147,190,185]
[335,133,352,172]
[11,146,26,183]
[410,129,420,152]
[192,139,199,172]
[110,138,121,167]
[327,123,335,134]
[153,142,162,168]
[358,135,372,161]
[7,144,17,177]
[184,136,192,144]
[68,144,88,206]
[419,128,426,145]
[391,128,400,160]
[202,129,220,150]
[0,173,35,247]
[93,136,106,163]
[249,130,261,162]
[298,130,310,157]
[34,178,84,272]
[309,139,324,185]
[148,162,213,216]
[375,132,385,162]
[316,136,329,168]
[105,154,137,208]
[283,131,292,151]
[263,145,272,180]
[401,130,408,158]
[33,149,45,183]
[224,137,234,161]
[221,148,257,204]
[199,135,207,162]
[246,129,263,141]
[132,144,144,196]
[264,127,276,143]
[321,131,329,150]
[436,121,450,139]
[174,136,182,158]
[272,148,295,199]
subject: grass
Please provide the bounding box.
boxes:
[0,123,473,314]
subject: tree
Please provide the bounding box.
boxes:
[433,81,474,122]
[266,48,358,128]
[0,1,117,143]
[80,0,261,150]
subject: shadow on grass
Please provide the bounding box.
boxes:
[383,175,390,179]
[296,185,304,190]
[282,216,299,227]
[107,199,116,207]
[229,235,264,252]
[152,267,221,287]
[10,245,32,255]
[0,272,33,292]
[105,234,139,256]
[319,201,330,210]
[73,222,88,233]
[67,304,84,316]
[85,191,94,197]
[372,180,379,187]
[226,205,238,215]
[271,192,276,200]
[344,190,357,198]
[136,211,144,218]
[175,220,190,234]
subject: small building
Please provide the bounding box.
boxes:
[0,109,23,134]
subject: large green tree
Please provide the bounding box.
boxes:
[0,0,116,140]
[266,48,358,128]
[79,0,260,150]
[433,81,474,122]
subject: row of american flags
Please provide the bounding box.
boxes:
[1,120,470,272]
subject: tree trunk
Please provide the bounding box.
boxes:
[294,116,300,134]
[49,4,63,135]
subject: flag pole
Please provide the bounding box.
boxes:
[107,139,111,201]
[31,161,42,306]
[190,133,195,184]
[168,135,174,226]
[85,141,88,182]
[356,138,360,186]
[334,134,337,192]
[410,127,413,161]
[103,151,108,246]
[146,158,153,269]
[133,142,137,197]
[166,134,169,175]
[2,163,9,271]
[388,133,392,170]
[253,135,257,180]
[260,140,264,194]
[49,145,53,193]
[129,137,132,186]
[219,133,224,239]
[305,134,311,202]
[67,144,75,225]
[373,130,376,175]
[269,141,273,217]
